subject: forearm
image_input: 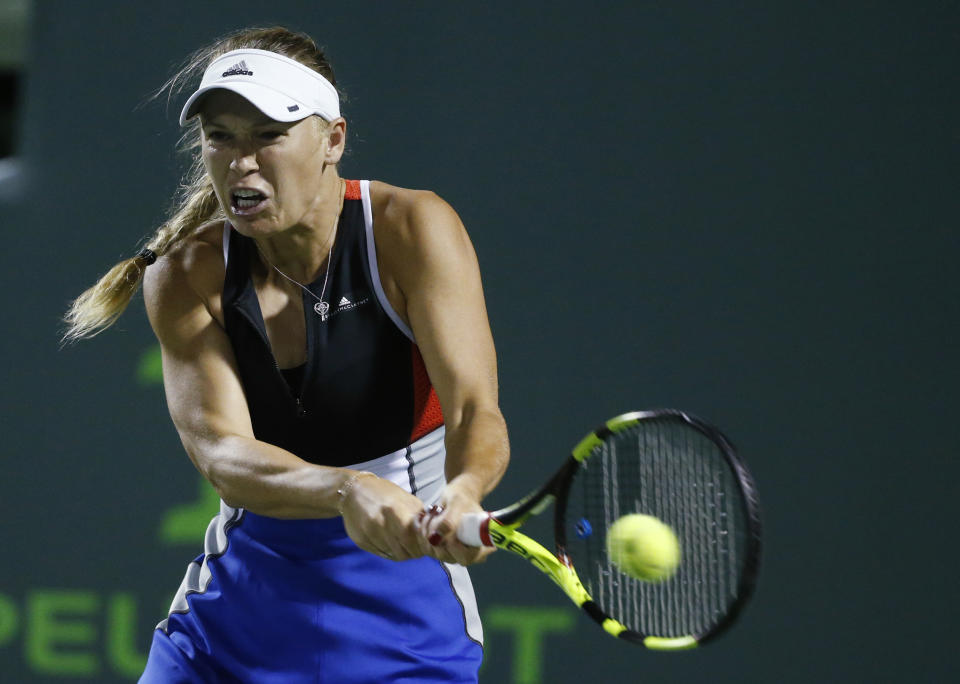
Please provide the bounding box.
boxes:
[443,405,510,502]
[189,434,355,518]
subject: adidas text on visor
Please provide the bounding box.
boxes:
[179,48,340,126]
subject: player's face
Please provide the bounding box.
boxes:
[199,91,332,237]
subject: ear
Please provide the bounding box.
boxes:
[323,117,347,164]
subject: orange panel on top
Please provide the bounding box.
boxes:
[411,345,444,442]
[344,179,362,200]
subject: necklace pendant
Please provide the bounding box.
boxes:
[313,301,330,316]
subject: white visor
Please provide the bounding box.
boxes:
[179,48,340,126]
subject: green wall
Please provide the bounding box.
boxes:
[1,2,957,682]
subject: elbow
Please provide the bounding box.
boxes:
[206,468,240,508]
[184,435,241,507]
[203,456,248,509]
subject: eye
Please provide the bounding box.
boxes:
[205,130,231,143]
[258,130,284,142]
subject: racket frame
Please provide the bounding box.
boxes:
[468,409,762,651]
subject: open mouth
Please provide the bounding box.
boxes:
[231,189,268,215]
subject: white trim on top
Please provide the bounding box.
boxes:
[361,180,415,342]
[346,425,446,504]
[222,222,231,266]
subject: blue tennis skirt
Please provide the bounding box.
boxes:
[140,503,483,683]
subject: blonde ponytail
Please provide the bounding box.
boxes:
[62,158,222,342]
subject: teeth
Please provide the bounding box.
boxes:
[234,189,261,198]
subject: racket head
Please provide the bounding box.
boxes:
[556,410,762,648]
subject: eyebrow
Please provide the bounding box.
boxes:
[202,116,280,129]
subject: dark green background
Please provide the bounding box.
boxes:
[2,2,957,682]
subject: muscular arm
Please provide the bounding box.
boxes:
[377,188,510,559]
[143,247,351,519]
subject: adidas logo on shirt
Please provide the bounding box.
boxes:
[318,292,370,323]
[222,60,253,77]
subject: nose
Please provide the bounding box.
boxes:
[230,144,259,174]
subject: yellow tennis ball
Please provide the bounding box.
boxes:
[606,514,681,582]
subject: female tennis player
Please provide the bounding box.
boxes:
[64,26,509,683]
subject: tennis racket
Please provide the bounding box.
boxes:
[457,409,762,650]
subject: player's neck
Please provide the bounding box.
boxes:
[256,176,345,283]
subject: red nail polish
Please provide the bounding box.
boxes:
[429,533,443,546]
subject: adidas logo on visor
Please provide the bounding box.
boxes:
[222,60,253,77]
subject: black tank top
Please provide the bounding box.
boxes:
[221,179,443,467]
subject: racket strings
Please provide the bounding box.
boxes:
[567,419,749,638]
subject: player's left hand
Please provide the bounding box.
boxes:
[418,475,495,566]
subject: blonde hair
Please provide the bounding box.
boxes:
[62,26,341,342]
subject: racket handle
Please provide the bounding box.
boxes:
[457,511,494,547]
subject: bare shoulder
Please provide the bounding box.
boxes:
[368,181,469,255]
[143,220,227,334]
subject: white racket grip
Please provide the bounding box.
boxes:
[457,511,494,547]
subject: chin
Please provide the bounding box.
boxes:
[228,214,282,237]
